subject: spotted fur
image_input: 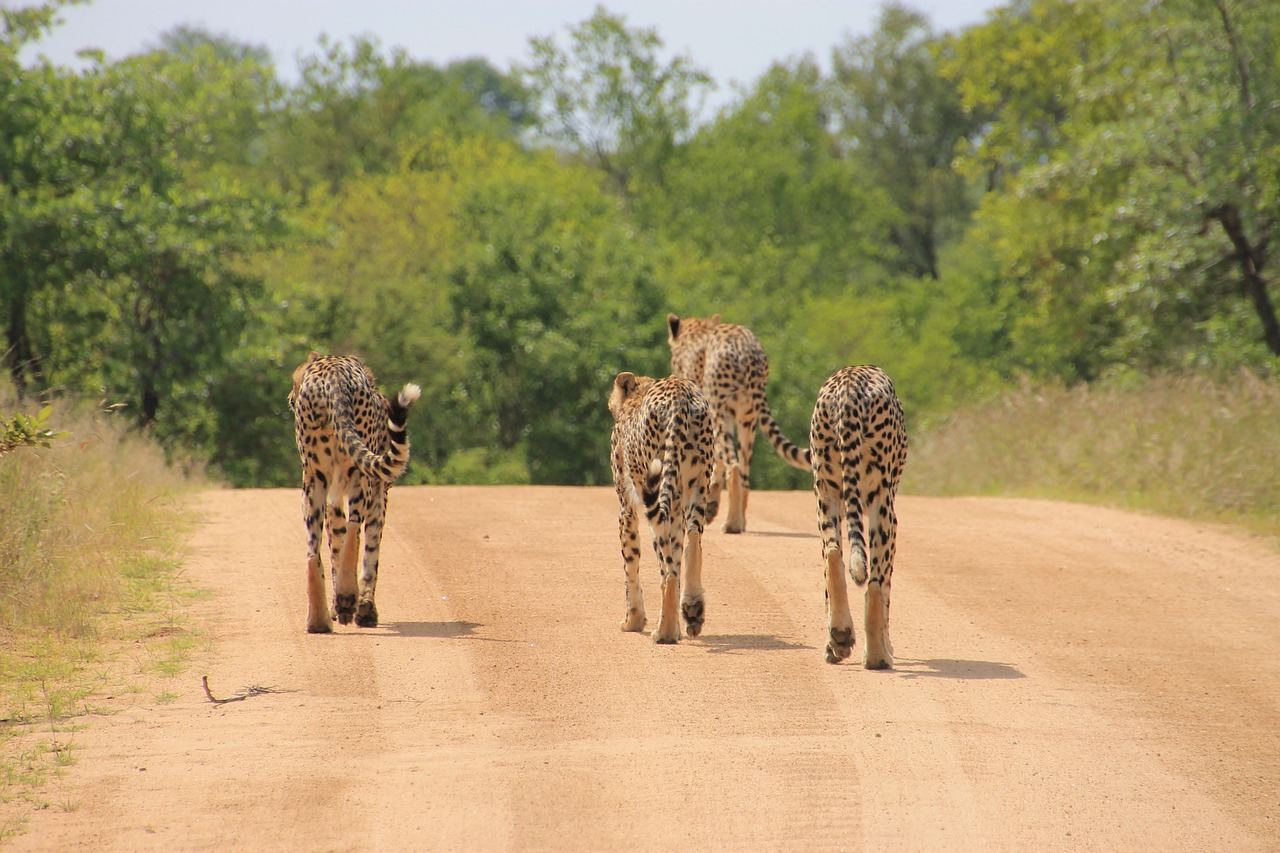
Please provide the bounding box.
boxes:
[667,313,809,534]
[288,352,420,633]
[809,366,907,667]
[609,372,715,644]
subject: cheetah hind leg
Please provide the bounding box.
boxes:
[825,550,855,663]
[652,569,681,644]
[723,463,746,534]
[680,530,705,637]
[355,598,378,628]
[306,556,332,634]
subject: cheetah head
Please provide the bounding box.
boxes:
[609,371,655,419]
[666,313,719,380]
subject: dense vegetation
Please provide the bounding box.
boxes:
[3,1,1278,491]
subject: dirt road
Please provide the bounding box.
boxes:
[12,487,1280,850]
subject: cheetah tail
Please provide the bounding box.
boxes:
[642,427,680,526]
[389,383,421,429]
[641,458,663,520]
[840,441,869,587]
[378,383,421,480]
[757,393,812,470]
[339,382,421,484]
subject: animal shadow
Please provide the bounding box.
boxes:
[378,621,484,640]
[892,658,1025,680]
[744,529,815,540]
[696,633,813,655]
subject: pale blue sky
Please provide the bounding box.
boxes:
[25,1,1004,106]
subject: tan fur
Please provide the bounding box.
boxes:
[809,365,907,667]
[609,372,715,644]
[667,313,809,534]
[289,354,418,633]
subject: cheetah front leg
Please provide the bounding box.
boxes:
[813,440,853,663]
[302,471,331,634]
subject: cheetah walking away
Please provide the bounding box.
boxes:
[609,372,715,644]
[809,366,907,667]
[288,353,420,633]
[666,313,809,534]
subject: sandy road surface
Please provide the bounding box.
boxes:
[11,487,1280,851]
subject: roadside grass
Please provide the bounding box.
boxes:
[907,371,1280,537]
[0,389,203,835]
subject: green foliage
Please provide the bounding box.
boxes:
[267,36,529,193]
[251,136,665,486]
[945,0,1280,376]
[0,405,57,455]
[520,6,712,196]
[4,2,1279,497]
[3,13,286,458]
[446,140,667,483]
[830,3,978,280]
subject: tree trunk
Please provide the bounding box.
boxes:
[1212,203,1280,357]
[4,290,39,398]
[141,379,159,427]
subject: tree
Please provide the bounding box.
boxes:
[657,60,895,308]
[153,24,272,67]
[946,0,1280,375]
[441,139,667,483]
[829,3,978,280]
[20,47,285,442]
[520,6,712,197]
[266,37,529,194]
[0,1,89,395]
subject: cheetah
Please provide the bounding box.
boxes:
[609,372,715,644]
[666,313,809,534]
[288,353,420,633]
[809,366,907,667]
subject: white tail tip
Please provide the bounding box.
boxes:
[399,383,422,406]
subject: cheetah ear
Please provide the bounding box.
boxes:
[710,313,721,324]
[667,313,681,340]
[307,350,321,362]
[613,371,638,398]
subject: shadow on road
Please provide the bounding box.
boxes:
[376,621,486,639]
[742,529,815,540]
[892,658,1025,680]
[696,633,813,654]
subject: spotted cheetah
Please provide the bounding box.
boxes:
[809,366,907,667]
[288,353,420,633]
[666,313,809,534]
[609,372,715,644]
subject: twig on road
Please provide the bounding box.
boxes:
[201,675,289,704]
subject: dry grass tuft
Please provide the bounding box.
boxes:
[0,386,200,825]
[907,372,1280,535]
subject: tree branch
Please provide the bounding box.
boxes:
[1213,0,1254,111]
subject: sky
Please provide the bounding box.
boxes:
[23,0,1005,106]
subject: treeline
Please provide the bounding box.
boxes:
[3,1,1278,488]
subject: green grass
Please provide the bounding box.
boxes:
[907,371,1280,535]
[0,387,201,827]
